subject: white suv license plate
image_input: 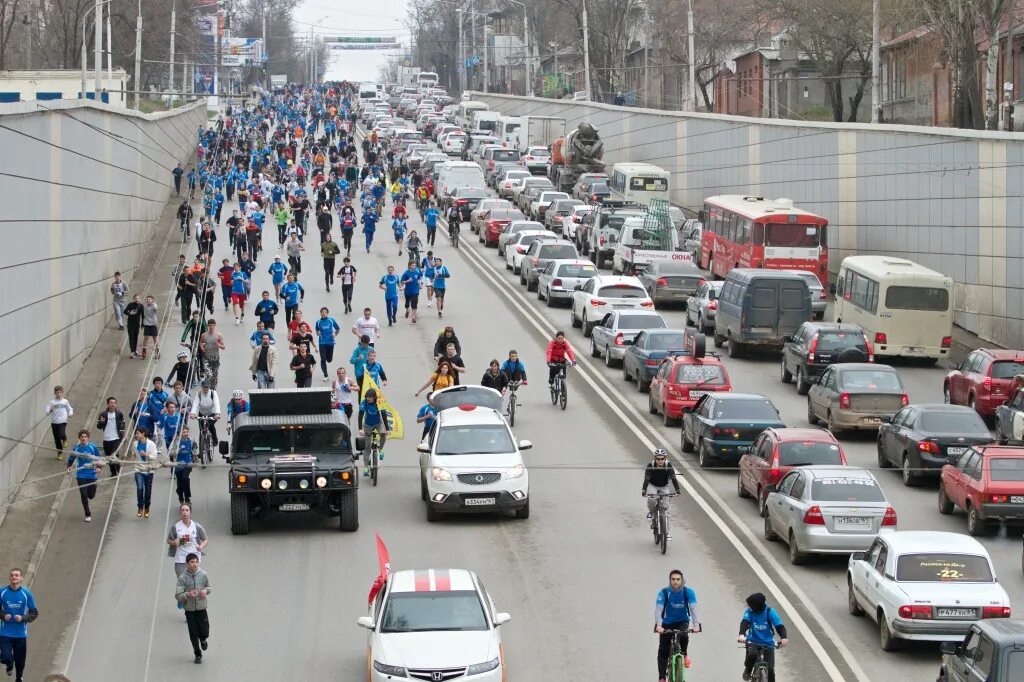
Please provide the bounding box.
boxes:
[465,498,495,506]
[279,503,310,512]
[936,607,976,618]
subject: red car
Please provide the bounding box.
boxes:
[939,444,1024,535]
[737,428,847,515]
[481,209,525,247]
[944,349,1024,416]
[648,353,731,426]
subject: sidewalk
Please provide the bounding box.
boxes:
[0,189,193,677]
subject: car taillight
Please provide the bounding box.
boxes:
[590,298,606,306]
[707,301,718,310]
[646,359,660,366]
[898,604,933,619]
[712,427,738,437]
[572,216,582,223]
[591,194,598,201]
[918,441,940,454]
[599,236,606,246]
[667,385,684,398]
[865,337,875,362]
[802,505,825,525]
[983,606,1012,618]
[982,376,993,390]
[819,290,827,300]
[882,506,898,526]
[614,333,625,346]
[941,336,951,349]
[874,332,887,345]
[656,278,669,286]
[808,335,819,362]
[516,246,526,253]
[900,393,909,407]
[768,455,781,484]
[990,494,1010,503]
[456,199,468,205]
[640,301,654,308]
[839,392,851,409]
[552,278,562,287]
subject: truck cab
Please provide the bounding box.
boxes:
[220,388,362,535]
[587,201,646,269]
[938,620,1024,682]
[612,216,685,276]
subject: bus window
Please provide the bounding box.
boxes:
[765,223,819,248]
[884,286,949,311]
[739,220,751,245]
[751,222,765,245]
[629,176,669,192]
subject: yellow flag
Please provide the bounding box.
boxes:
[360,373,405,440]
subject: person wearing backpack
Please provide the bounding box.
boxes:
[737,592,787,682]
[654,569,700,681]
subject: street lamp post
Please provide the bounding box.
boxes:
[504,0,528,96]
[93,0,102,98]
[80,0,112,102]
[457,8,465,93]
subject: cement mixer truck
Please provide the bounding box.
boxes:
[548,122,606,193]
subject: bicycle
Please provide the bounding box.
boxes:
[450,220,460,249]
[648,492,677,555]
[548,362,570,410]
[505,381,523,427]
[663,626,701,682]
[740,641,783,682]
[367,431,382,487]
[194,415,218,468]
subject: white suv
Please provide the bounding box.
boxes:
[418,386,531,521]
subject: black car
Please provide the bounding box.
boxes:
[587,183,612,203]
[681,393,786,468]
[876,404,994,486]
[780,322,872,395]
[449,187,489,221]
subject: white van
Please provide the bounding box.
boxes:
[359,83,378,100]
[436,161,487,204]
[472,111,502,135]
[458,101,490,131]
[496,116,523,147]
[833,255,954,362]
[608,163,671,206]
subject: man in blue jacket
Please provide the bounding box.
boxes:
[654,569,700,681]
[67,430,102,522]
[0,567,38,682]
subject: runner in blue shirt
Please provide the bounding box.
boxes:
[0,568,38,681]
[416,397,435,440]
[421,251,436,308]
[231,263,249,324]
[432,256,451,318]
[362,210,378,253]
[392,215,407,255]
[67,430,102,521]
[254,290,279,329]
[424,202,440,247]
[268,255,289,298]
[315,307,341,381]
[174,427,195,504]
[379,266,400,326]
[279,273,304,326]
[400,261,423,324]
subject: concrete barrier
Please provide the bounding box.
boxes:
[472,92,1024,349]
[0,99,206,520]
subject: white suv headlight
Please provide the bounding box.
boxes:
[431,467,453,481]
[373,660,407,677]
[466,658,500,675]
[504,464,525,480]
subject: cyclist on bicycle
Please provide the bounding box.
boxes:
[226,389,249,434]
[445,203,461,235]
[654,569,700,681]
[165,350,194,389]
[738,592,787,682]
[500,350,528,383]
[642,449,681,520]
[545,331,576,386]
[481,359,510,393]
[189,380,221,448]
[357,388,391,477]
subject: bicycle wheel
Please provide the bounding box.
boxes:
[669,652,685,682]
[559,380,567,411]
[652,510,661,545]
[659,508,669,555]
[507,395,516,427]
[371,448,379,487]
[549,381,558,406]
[752,663,770,682]
[453,228,460,249]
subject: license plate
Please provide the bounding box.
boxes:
[737,446,751,454]
[936,608,976,618]
[1012,496,1024,504]
[905,346,923,354]
[947,447,968,455]
[751,327,773,333]
[835,516,871,529]
[613,304,632,309]
[465,497,495,506]
[279,503,310,512]
[861,417,881,425]
[689,390,707,398]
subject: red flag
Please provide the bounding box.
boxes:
[368,533,392,605]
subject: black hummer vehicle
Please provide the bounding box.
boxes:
[938,619,1024,682]
[219,388,362,535]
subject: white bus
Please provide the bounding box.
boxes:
[495,116,522,146]
[608,163,671,206]
[457,100,489,131]
[417,71,439,91]
[833,255,954,362]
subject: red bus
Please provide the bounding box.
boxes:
[699,195,828,286]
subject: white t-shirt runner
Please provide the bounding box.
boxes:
[353,316,380,343]
[171,520,203,563]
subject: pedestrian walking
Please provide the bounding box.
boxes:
[124,294,144,358]
[44,386,73,460]
[167,503,208,576]
[141,295,161,359]
[174,554,211,664]
[249,334,278,389]
[0,568,38,682]
[337,257,357,314]
[66,430,102,522]
[96,396,125,478]
[110,272,129,329]
[172,162,184,195]
[131,427,163,518]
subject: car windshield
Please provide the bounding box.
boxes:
[558,264,597,278]
[713,399,778,420]
[673,364,727,384]
[920,411,989,434]
[435,424,516,455]
[234,429,290,455]
[645,333,687,351]
[597,284,647,299]
[538,245,577,259]
[816,332,868,353]
[810,477,885,502]
[527,147,549,157]
[778,442,844,466]
[838,369,903,391]
[520,235,547,247]
[293,427,352,452]
[989,457,1024,481]
[764,222,823,248]
[492,209,524,220]
[895,553,994,583]
[991,360,1024,379]
[380,592,489,633]
[617,314,667,329]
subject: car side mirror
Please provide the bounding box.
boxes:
[518,439,533,450]
[218,441,229,456]
[354,436,366,452]
[494,612,512,626]
[939,641,959,656]
[356,616,374,630]
[879,415,892,424]
[763,484,777,495]
[417,443,431,453]
[782,335,792,343]
[850,551,866,561]
[829,283,837,296]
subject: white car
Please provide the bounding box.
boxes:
[358,568,510,682]
[497,170,531,198]
[537,259,599,306]
[521,146,551,174]
[505,230,558,273]
[418,386,531,521]
[497,220,545,256]
[847,531,1011,650]
[570,275,654,336]
[441,131,468,155]
[502,174,532,200]
[562,205,594,241]
[530,190,570,222]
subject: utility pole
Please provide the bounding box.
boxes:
[94,0,103,98]
[643,5,650,107]
[523,11,529,95]
[687,0,696,111]
[483,16,489,93]
[215,8,223,105]
[169,0,177,100]
[581,0,591,100]
[471,0,477,91]
[25,3,32,70]
[262,5,268,88]
[458,9,466,93]
[106,4,112,83]
[133,0,142,109]
[870,0,880,122]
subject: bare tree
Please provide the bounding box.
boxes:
[922,0,984,128]
[0,0,24,68]
[975,0,1009,129]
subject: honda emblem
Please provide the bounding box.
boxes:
[432,673,444,682]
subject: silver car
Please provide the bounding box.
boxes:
[589,309,668,367]
[685,280,723,334]
[497,220,546,256]
[807,363,907,435]
[537,259,599,306]
[520,239,579,291]
[470,199,512,234]
[784,270,827,320]
[764,466,894,564]
[637,260,704,308]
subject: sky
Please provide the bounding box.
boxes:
[293,0,411,83]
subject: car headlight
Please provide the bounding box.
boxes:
[299,479,309,490]
[260,478,272,490]
[431,467,452,481]
[277,480,288,490]
[504,464,526,479]
[372,660,407,677]
[466,658,500,675]
[315,476,328,488]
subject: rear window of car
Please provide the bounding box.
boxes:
[617,314,667,329]
[538,245,577,259]
[713,399,777,420]
[646,332,687,351]
[591,184,610,192]
[673,363,727,385]
[778,442,843,466]
[988,457,1024,481]
[895,553,994,582]
[597,284,647,299]
[920,411,989,433]
[990,360,1024,379]
[815,331,868,353]
[457,189,488,199]
[527,147,550,157]
[493,150,520,161]
[810,476,885,502]
[838,369,904,391]
[601,212,645,230]
[492,209,524,221]
[558,264,598,278]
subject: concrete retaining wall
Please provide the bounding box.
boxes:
[473,93,1024,349]
[0,99,206,515]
